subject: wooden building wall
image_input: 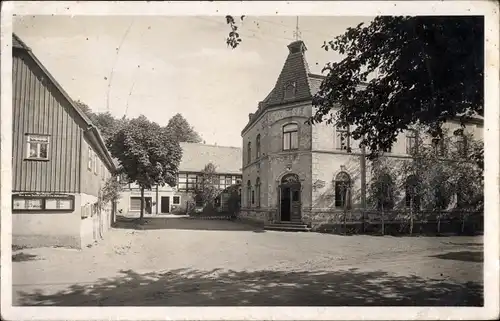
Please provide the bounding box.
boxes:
[12,49,85,193]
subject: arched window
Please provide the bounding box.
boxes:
[247,142,252,164]
[284,82,296,100]
[255,177,261,207]
[375,173,395,210]
[256,134,261,158]
[283,123,299,151]
[334,172,351,208]
[405,175,420,210]
[246,180,252,207]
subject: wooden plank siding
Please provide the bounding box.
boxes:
[12,49,85,193]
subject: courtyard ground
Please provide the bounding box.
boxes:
[12,217,483,306]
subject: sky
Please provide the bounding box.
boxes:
[14,15,373,147]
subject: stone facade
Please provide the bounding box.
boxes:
[240,39,484,230]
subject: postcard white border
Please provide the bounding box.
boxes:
[1,1,499,320]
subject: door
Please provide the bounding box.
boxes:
[280,187,291,221]
[161,196,170,213]
[279,173,302,222]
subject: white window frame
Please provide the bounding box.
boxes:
[26,134,50,160]
[336,125,350,151]
[172,195,181,205]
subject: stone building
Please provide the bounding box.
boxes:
[239,40,483,230]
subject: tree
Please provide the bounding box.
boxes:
[224,16,483,163]
[399,125,483,234]
[310,16,483,159]
[109,115,183,220]
[368,159,398,235]
[193,163,220,212]
[73,100,125,146]
[165,113,203,143]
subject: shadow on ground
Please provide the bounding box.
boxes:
[12,252,43,262]
[430,251,483,263]
[113,215,263,232]
[15,268,482,307]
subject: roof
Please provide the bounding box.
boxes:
[12,33,117,173]
[242,40,326,134]
[178,142,242,175]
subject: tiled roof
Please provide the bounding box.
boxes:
[243,40,328,134]
[179,142,242,175]
[261,40,313,107]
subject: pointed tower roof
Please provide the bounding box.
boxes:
[260,40,314,107]
[242,40,327,134]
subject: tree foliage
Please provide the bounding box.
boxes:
[165,113,203,143]
[399,126,483,212]
[224,16,484,162]
[109,115,183,217]
[74,100,125,146]
[193,163,220,208]
[97,176,123,211]
[307,16,483,159]
[110,115,182,189]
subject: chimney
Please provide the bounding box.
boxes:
[248,113,254,121]
[287,40,307,54]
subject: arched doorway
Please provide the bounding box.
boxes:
[279,173,301,222]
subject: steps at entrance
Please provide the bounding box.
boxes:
[264,221,310,232]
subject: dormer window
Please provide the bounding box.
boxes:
[284,82,296,100]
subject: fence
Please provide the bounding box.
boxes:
[314,209,483,236]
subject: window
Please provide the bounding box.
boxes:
[405,130,417,154]
[255,177,261,207]
[173,196,181,205]
[130,197,141,212]
[432,137,446,157]
[284,82,296,100]
[218,175,239,190]
[334,172,351,208]
[246,180,252,207]
[283,123,299,151]
[26,134,49,160]
[88,147,93,170]
[247,142,252,164]
[405,175,421,210]
[177,173,200,192]
[375,174,394,210]
[336,125,350,151]
[256,134,261,158]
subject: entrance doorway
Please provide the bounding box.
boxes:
[161,196,170,213]
[279,173,301,222]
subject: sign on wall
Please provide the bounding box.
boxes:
[12,193,75,212]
